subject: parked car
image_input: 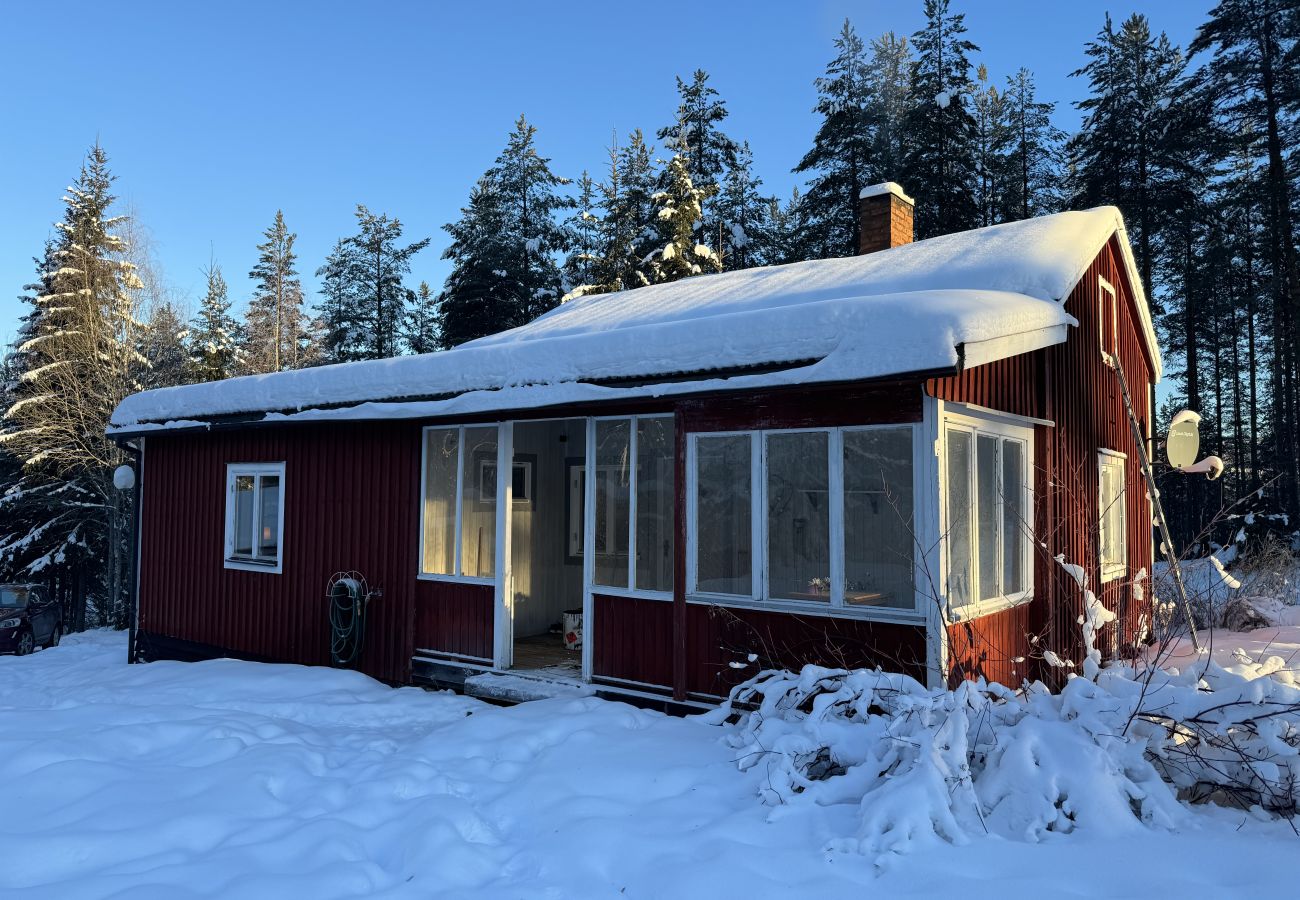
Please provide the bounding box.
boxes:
[0,584,62,655]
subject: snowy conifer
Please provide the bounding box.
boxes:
[794,20,875,257]
[971,64,1012,226]
[645,139,721,284]
[188,262,241,381]
[438,175,523,347]
[656,70,739,252]
[562,171,603,295]
[138,301,189,390]
[716,142,772,270]
[403,281,439,355]
[243,211,304,373]
[1001,68,1065,220]
[902,0,981,238]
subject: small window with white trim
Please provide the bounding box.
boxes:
[943,414,1033,614]
[224,463,285,572]
[1098,450,1127,583]
[1099,277,1118,361]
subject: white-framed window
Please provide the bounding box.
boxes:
[420,425,499,582]
[1098,449,1128,583]
[224,462,285,573]
[586,415,675,595]
[1099,276,1118,361]
[686,424,919,615]
[942,412,1034,616]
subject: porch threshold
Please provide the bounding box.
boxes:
[463,669,595,704]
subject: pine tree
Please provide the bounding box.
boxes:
[403,281,439,355]
[1190,0,1300,516]
[794,20,875,257]
[244,211,304,373]
[970,64,1012,226]
[716,142,772,270]
[438,175,524,347]
[656,70,739,251]
[902,0,981,238]
[1002,67,1065,220]
[1068,14,1190,302]
[188,262,241,381]
[645,140,721,284]
[0,145,145,629]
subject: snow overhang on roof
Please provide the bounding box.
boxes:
[109,206,1159,435]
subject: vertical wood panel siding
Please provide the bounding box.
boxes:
[931,237,1155,682]
[683,603,927,699]
[592,594,673,688]
[138,422,491,683]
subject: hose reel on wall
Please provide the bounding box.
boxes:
[327,571,379,667]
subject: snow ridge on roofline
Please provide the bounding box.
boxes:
[109,207,1157,430]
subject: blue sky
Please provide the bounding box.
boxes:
[0,0,1211,342]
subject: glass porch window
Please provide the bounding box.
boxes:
[422,427,459,576]
[695,434,752,595]
[635,417,675,593]
[461,426,498,578]
[593,420,631,587]
[766,432,830,602]
[843,427,915,609]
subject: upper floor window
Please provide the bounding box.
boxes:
[1098,450,1128,583]
[224,462,285,573]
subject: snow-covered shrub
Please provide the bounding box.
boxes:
[710,658,1300,863]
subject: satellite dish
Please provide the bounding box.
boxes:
[1167,410,1200,470]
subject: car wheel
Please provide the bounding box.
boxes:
[45,625,61,649]
[15,630,34,656]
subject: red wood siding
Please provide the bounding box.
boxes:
[678,382,922,433]
[684,602,928,698]
[591,594,673,688]
[413,580,493,662]
[946,602,1036,686]
[930,236,1155,681]
[139,423,420,683]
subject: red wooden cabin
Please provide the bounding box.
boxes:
[110,184,1160,706]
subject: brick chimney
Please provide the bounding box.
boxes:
[858,182,914,254]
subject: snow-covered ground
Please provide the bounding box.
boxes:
[0,631,1294,899]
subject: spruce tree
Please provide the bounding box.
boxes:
[902,0,981,238]
[138,301,189,390]
[584,130,660,295]
[0,145,144,628]
[1002,68,1065,220]
[645,140,721,284]
[487,115,572,323]
[438,175,524,347]
[244,211,304,373]
[716,142,772,270]
[403,281,439,355]
[188,262,241,381]
[866,32,915,184]
[794,20,875,257]
[562,171,603,296]
[656,70,739,252]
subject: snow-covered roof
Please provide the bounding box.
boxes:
[110,206,1160,433]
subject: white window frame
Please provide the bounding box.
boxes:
[418,424,497,586]
[223,462,286,574]
[589,413,675,600]
[1099,276,1118,362]
[685,423,925,623]
[1098,449,1128,584]
[939,409,1035,620]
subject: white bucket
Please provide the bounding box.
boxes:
[563,609,583,651]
